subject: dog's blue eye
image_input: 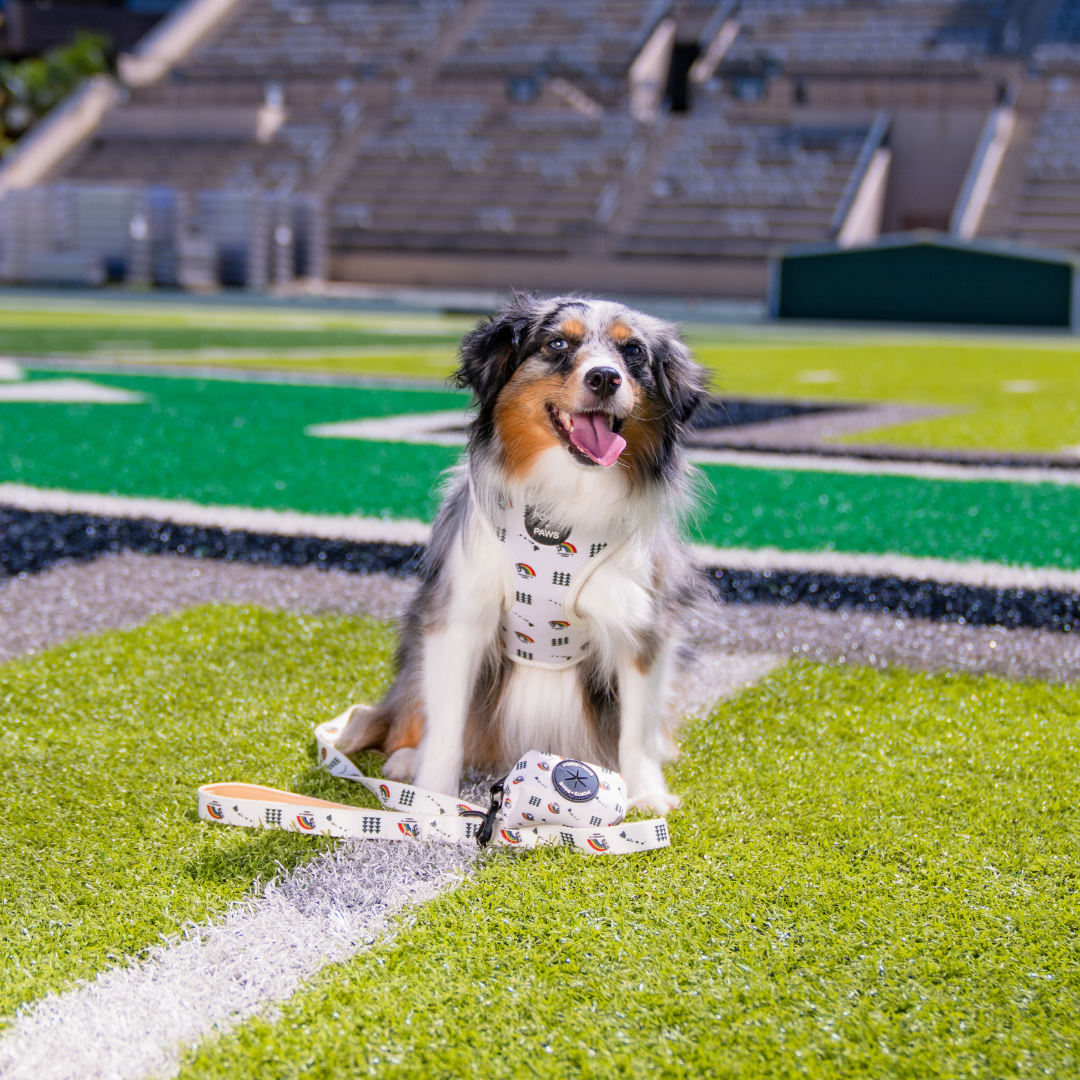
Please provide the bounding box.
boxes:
[549,338,568,350]
[624,342,643,357]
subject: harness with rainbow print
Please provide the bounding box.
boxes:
[491,497,619,669]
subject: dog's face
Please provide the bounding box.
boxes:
[456,296,706,486]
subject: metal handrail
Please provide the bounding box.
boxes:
[698,0,740,50]
[629,0,673,56]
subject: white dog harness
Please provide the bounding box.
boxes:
[491,497,620,669]
[197,710,672,856]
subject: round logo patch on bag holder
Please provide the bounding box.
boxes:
[552,760,600,802]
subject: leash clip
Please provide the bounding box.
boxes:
[458,780,505,848]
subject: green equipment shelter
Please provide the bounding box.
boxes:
[770,232,1079,328]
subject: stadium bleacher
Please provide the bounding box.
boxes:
[5,0,1080,294]
[996,78,1080,250]
[180,0,463,79]
[619,92,869,258]
[720,0,1002,72]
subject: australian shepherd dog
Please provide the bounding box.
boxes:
[335,295,707,814]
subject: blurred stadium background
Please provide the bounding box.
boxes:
[0,0,1076,309]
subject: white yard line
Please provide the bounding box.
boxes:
[687,447,1080,486]
[0,841,474,1080]
[691,543,1080,593]
[0,484,433,546]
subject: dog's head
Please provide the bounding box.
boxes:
[455,295,706,486]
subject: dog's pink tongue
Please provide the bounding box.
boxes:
[569,412,626,466]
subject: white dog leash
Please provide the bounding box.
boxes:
[197,708,672,855]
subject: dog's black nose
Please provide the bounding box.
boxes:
[584,366,622,400]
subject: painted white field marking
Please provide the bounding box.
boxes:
[0,484,433,546]
[674,650,783,718]
[0,484,1076,591]
[0,359,21,380]
[0,841,474,1080]
[688,448,1080,486]
[306,409,471,446]
[692,543,1080,594]
[0,379,144,404]
[0,649,773,1080]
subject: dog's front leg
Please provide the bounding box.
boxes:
[616,647,681,816]
[411,506,504,795]
[410,618,490,795]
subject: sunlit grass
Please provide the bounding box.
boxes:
[181,659,1080,1079]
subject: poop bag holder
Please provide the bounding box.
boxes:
[500,752,627,830]
[196,706,671,855]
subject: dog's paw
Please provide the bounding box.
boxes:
[628,790,682,815]
[382,747,417,783]
[335,704,381,754]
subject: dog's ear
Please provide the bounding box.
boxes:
[652,335,707,427]
[454,300,535,404]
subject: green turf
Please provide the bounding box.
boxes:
[0,604,397,1017]
[2,371,465,520]
[695,464,1080,568]
[0,299,467,362]
[180,660,1080,1080]
[688,336,1080,454]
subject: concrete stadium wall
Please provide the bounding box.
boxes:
[329,251,771,299]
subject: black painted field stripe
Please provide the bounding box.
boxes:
[3,506,1078,634]
[704,567,1080,634]
[0,507,423,579]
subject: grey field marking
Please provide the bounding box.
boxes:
[0,841,474,1080]
[686,402,956,449]
[0,554,781,1080]
[0,551,417,662]
[2,550,1078,683]
[692,602,1080,684]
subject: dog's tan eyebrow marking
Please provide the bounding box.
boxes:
[609,321,633,343]
[559,317,586,340]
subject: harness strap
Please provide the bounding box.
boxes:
[196,711,672,856]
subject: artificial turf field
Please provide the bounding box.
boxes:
[1,605,1078,1078]
[1,291,1079,1077]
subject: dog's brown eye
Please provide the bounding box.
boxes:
[548,338,568,350]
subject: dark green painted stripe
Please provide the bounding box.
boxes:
[1,370,1078,571]
[695,465,1080,571]
[3,372,465,522]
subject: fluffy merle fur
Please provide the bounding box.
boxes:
[335,295,708,811]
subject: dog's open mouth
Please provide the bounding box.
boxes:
[548,406,627,467]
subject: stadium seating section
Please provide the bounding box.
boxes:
[13,0,1080,291]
